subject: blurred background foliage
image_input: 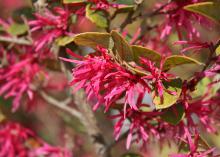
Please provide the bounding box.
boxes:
[0,0,220,157]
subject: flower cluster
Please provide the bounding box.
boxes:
[158,0,211,40]
[29,7,70,51]
[63,46,180,148]
[0,121,71,157]
[0,51,43,112]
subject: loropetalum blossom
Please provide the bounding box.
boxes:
[111,106,163,149]
[29,7,70,51]
[0,53,43,112]
[62,47,180,148]
[62,47,175,113]
[61,47,150,113]
[158,0,211,40]
[140,57,174,102]
[170,128,215,157]
[0,121,71,157]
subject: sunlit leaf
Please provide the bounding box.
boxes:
[7,23,28,36]
[184,2,220,24]
[163,55,202,71]
[132,45,162,65]
[154,78,182,110]
[192,77,211,98]
[161,103,185,125]
[73,32,113,49]
[216,44,220,55]
[86,4,108,28]
[115,0,135,5]
[56,36,75,46]
[111,30,133,61]
[63,0,85,4]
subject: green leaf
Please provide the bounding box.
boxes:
[0,26,4,32]
[131,45,162,65]
[192,77,211,98]
[7,23,28,36]
[153,78,182,110]
[216,44,220,55]
[161,103,185,125]
[115,0,135,5]
[73,32,113,49]
[111,30,133,61]
[63,0,85,4]
[86,4,108,28]
[56,36,75,46]
[163,55,202,71]
[184,2,220,24]
[121,153,142,157]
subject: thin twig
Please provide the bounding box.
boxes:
[39,90,83,121]
[60,61,111,157]
[0,36,32,45]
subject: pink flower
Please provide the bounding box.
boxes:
[0,53,42,111]
[170,128,215,157]
[158,0,211,40]
[110,105,160,149]
[32,144,72,157]
[174,41,210,53]
[140,57,174,103]
[61,47,150,113]
[29,7,70,51]
[186,94,220,133]
[0,122,34,157]
[0,121,72,157]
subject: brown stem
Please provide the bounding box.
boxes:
[73,90,111,157]
[0,36,32,45]
[61,63,111,157]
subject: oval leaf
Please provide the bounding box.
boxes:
[63,0,85,4]
[153,78,182,110]
[56,36,75,46]
[7,23,28,36]
[111,30,133,61]
[73,32,113,49]
[184,2,220,24]
[86,4,108,28]
[216,44,220,55]
[132,45,162,65]
[163,55,202,71]
[161,103,185,125]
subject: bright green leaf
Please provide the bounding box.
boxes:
[132,45,162,65]
[115,0,135,5]
[86,4,108,28]
[216,44,220,55]
[0,26,4,32]
[63,0,85,4]
[7,23,28,36]
[163,55,202,71]
[73,32,113,49]
[154,78,182,110]
[56,36,75,46]
[184,2,220,24]
[192,77,211,98]
[111,30,133,61]
[161,103,185,125]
